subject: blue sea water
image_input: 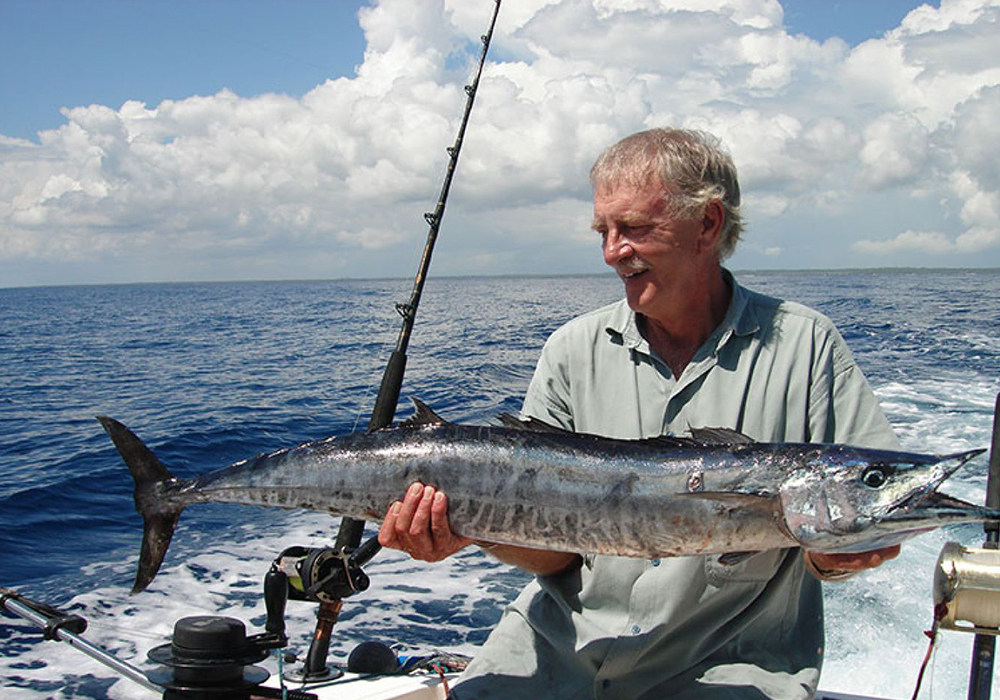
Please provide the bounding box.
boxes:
[1,269,999,699]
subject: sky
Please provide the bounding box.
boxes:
[1,0,999,287]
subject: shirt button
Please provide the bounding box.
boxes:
[631,624,641,634]
[602,679,611,689]
[651,559,660,567]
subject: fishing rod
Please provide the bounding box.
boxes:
[281,0,503,681]
[334,0,502,553]
[968,391,1000,700]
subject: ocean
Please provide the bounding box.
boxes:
[1,269,998,699]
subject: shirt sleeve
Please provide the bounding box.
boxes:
[808,320,900,450]
[521,329,575,431]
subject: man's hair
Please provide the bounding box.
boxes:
[589,128,744,260]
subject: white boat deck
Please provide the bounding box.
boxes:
[269,672,893,700]
[263,670,454,700]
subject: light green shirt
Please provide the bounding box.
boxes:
[453,273,898,700]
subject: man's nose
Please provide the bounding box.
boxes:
[602,229,633,266]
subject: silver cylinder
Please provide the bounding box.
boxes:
[934,541,1000,634]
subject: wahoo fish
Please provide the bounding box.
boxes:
[98,400,994,594]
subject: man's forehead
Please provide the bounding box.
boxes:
[592,182,672,220]
[593,171,670,195]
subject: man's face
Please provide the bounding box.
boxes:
[592,181,708,323]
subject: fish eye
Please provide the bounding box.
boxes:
[861,466,889,489]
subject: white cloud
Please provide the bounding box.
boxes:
[956,226,1000,251]
[745,193,790,218]
[858,112,929,188]
[340,226,406,250]
[896,0,999,35]
[952,171,999,227]
[853,227,999,254]
[949,85,1000,191]
[2,0,1000,285]
[853,230,957,254]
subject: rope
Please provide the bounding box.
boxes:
[911,603,948,700]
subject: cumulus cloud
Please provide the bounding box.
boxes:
[854,230,959,254]
[2,0,1000,285]
[858,113,929,188]
[853,227,1000,254]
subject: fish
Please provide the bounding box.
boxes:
[98,399,994,594]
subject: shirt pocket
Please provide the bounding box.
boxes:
[704,548,787,585]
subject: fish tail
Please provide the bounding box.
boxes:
[97,416,184,595]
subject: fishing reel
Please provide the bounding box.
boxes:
[262,536,382,682]
[270,540,378,604]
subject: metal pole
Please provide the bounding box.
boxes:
[334,0,503,554]
[2,595,161,694]
[969,391,1000,700]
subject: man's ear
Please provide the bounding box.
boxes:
[698,200,725,253]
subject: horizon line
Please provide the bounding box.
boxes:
[3,265,999,292]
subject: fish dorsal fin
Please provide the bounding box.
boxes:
[689,427,756,446]
[496,413,569,434]
[641,435,702,448]
[497,416,705,449]
[399,398,450,427]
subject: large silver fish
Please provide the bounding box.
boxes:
[99,400,994,594]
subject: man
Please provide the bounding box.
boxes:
[378,128,900,699]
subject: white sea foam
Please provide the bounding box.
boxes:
[1,514,523,700]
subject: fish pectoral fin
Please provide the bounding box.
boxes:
[683,490,773,501]
[400,398,452,427]
[688,427,757,445]
[681,491,777,509]
[716,551,761,566]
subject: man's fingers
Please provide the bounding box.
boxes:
[376,482,472,561]
[378,501,402,547]
[866,544,900,567]
[809,544,902,573]
[430,491,450,538]
[394,482,425,536]
[409,486,436,537]
[380,482,425,552]
[431,492,474,550]
[390,482,437,559]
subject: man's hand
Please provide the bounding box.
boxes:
[378,482,474,562]
[803,545,901,581]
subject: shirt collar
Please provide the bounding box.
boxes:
[604,268,759,356]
